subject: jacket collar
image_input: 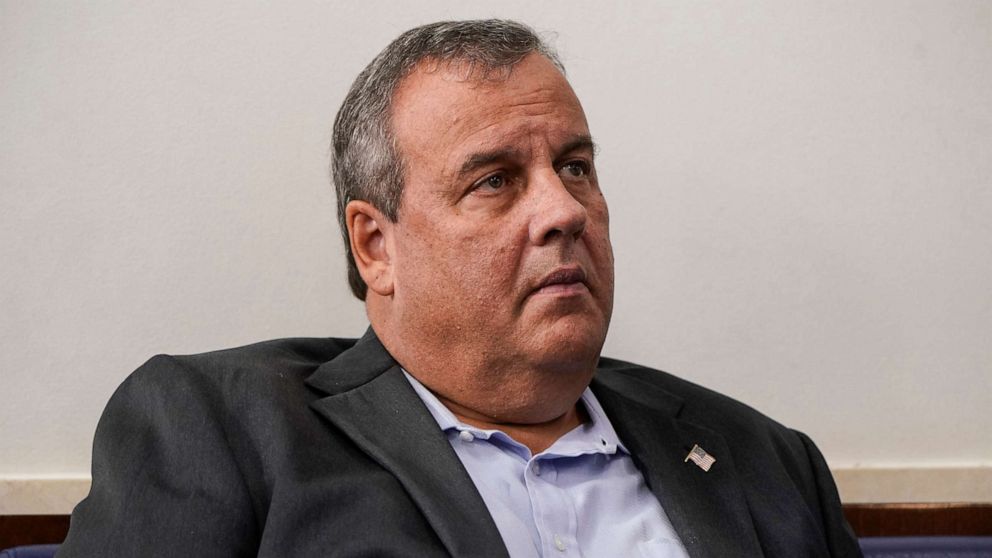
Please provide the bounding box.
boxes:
[305,328,509,558]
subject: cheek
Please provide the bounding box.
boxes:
[455,234,520,290]
[593,190,611,227]
[400,224,520,295]
[586,199,613,258]
[456,233,532,323]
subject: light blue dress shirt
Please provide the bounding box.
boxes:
[404,371,689,558]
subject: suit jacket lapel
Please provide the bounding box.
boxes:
[306,329,509,558]
[592,369,763,558]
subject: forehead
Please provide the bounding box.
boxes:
[389,53,590,171]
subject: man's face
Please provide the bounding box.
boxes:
[387,53,614,379]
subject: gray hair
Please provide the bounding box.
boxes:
[331,19,564,300]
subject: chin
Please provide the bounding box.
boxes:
[527,322,607,372]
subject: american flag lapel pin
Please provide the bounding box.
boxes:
[685,444,716,472]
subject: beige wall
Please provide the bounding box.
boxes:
[2,1,990,508]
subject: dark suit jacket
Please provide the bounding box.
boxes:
[60,329,861,557]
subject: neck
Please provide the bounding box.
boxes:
[367,301,601,448]
[439,392,589,455]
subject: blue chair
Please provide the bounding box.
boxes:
[0,546,59,558]
[861,536,992,557]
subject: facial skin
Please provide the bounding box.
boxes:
[346,54,614,451]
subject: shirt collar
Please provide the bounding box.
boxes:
[403,369,629,457]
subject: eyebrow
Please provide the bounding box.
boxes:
[455,134,598,180]
[456,147,524,180]
[556,135,598,161]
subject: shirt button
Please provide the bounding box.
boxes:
[458,430,474,442]
[553,534,566,552]
[532,462,541,475]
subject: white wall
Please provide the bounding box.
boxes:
[2,1,990,496]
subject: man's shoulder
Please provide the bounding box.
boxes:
[116,336,360,404]
[168,336,359,372]
[597,356,764,412]
[595,356,797,441]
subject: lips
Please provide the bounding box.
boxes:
[532,266,588,296]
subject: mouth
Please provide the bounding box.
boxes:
[531,266,589,297]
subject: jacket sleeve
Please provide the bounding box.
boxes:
[59,355,260,557]
[794,430,863,558]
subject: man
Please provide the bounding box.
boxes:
[61,20,861,557]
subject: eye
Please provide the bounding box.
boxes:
[558,161,590,180]
[473,173,508,193]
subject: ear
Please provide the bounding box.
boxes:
[345,200,395,297]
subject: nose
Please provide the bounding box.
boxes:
[528,169,588,245]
